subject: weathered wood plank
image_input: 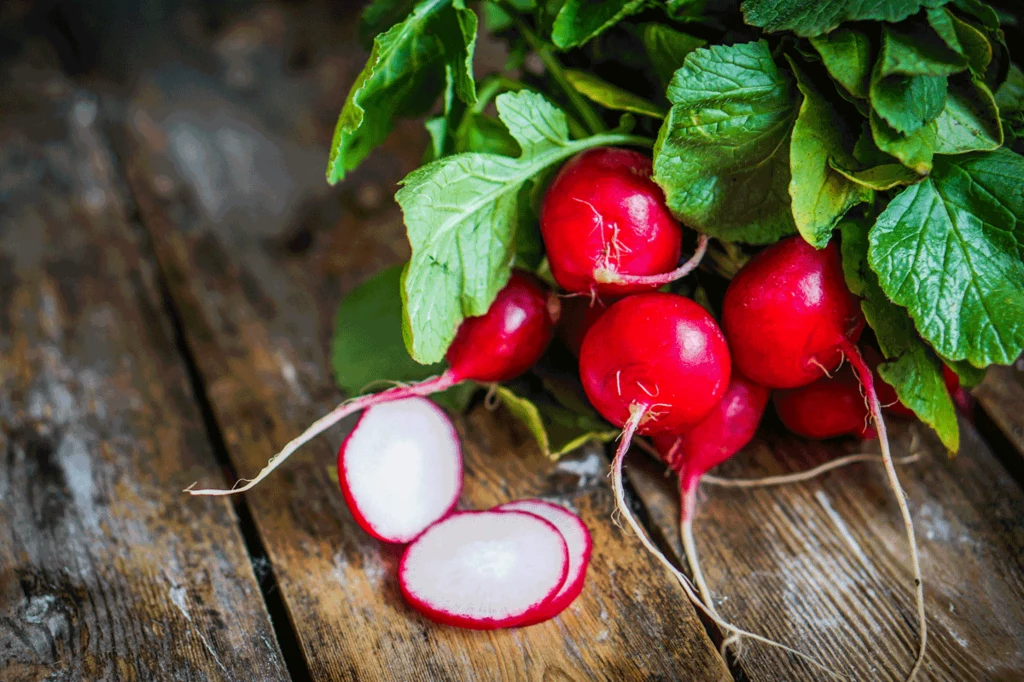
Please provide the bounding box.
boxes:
[124,68,730,681]
[627,418,1024,681]
[975,363,1024,459]
[0,79,287,680]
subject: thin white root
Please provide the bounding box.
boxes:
[611,405,848,681]
[184,372,458,496]
[702,452,924,488]
[844,343,927,681]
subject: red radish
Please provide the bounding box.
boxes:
[722,237,864,389]
[497,500,592,622]
[187,270,560,496]
[578,294,846,675]
[558,296,611,357]
[337,397,461,543]
[579,293,731,435]
[540,148,708,296]
[722,235,926,679]
[773,366,875,440]
[398,510,568,630]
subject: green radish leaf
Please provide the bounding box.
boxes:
[550,0,646,50]
[457,114,521,155]
[840,221,960,452]
[995,64,1024,115]
[871,72,948,135]
[950,0,999,29]
[331,264,474,412]
[942,357,987,388]
[653,41,799,245]
[397,90,647,363]
[927,8,992,75]
[933,75,1002,154]
[877,19,967,78]
[493,384,551,455]
[868,148,1024,367]
[829,159,923,190]
[565,70,668,119]
[870,111,936,173]
[493,384,617,459]
[642,24,707,86]
[359,0,418,48]
[741,0,951,38]
[328,0,478,185]
[788,59,873,248]
[810,28,874,99]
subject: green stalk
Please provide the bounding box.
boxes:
[514,18,608,136]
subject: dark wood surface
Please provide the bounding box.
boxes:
[2,4,1024,681]
[0,75,287,681]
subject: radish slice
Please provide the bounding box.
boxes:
[399,511,569,629]
[338,397,461,544]
[497,499,592,623]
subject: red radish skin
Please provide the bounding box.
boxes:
[398,510,569,630]
[540,148,707,296]
[187,270,559,496]
[337,397,461,544]
[722,235,927,679]
[774,366,875,440]
[497,500,592,623]
[723,237,864,389]
[580,293,731,435]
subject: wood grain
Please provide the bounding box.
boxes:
[975,363,1024,458]
[123,65,730,682]
[0,77,287,681]
[627,419,1024,681]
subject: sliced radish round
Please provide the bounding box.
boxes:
[338,397,461,544]
[497,499,592,623]
[399,510,569,629]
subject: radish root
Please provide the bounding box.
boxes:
[703,449,923,488]
[610,404,848,680]
[594,234,709,287]
[185,372,459,496]
[841,340,927,681]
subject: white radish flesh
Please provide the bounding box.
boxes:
[338,397,461,544]
[399,511,569,629]
[497,499,591,622]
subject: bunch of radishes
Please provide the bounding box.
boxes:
[189,146,929,673]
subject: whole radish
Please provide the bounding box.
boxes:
[578,293,843,674]
[540,148,708,297]
[773,366,875,440]
[188,270,560,496]
[722,235,927,680]
[722,237,863,389]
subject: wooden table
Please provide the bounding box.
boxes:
[2,7,1024,681]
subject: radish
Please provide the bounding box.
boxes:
[722,235,927,679]
[576,293,836,673]
[773,366,875,440]
[337,397,461,543]
[579,292,731,435]
[540,148,708,297]
[722,237,864,389]
[497,499,592,622]
[398,510,569,630]
[187,270,559,496]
